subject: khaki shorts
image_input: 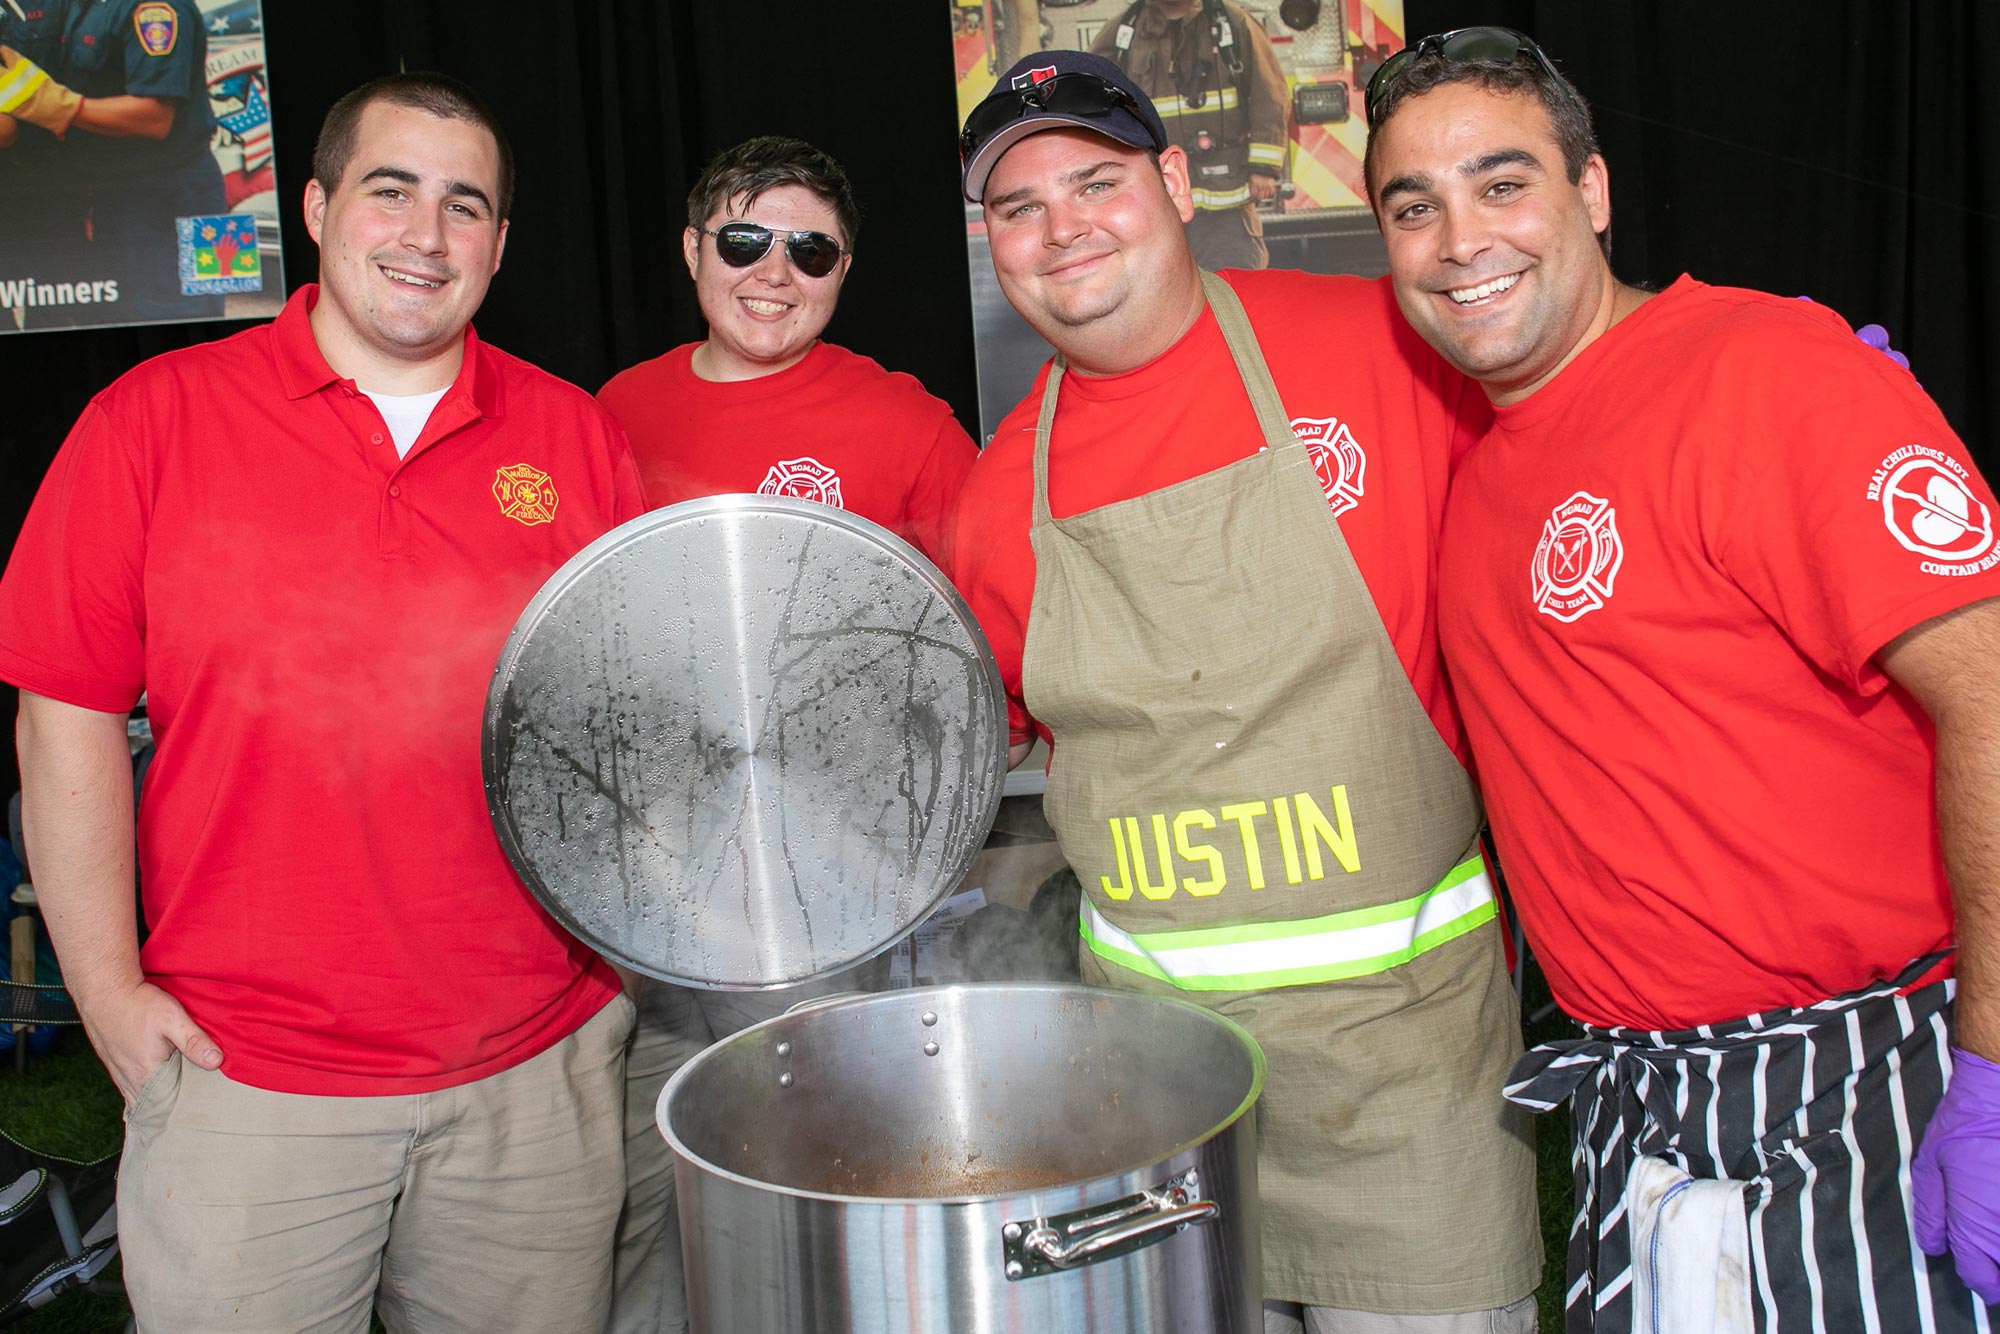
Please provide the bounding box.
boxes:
[119,992,635,1334]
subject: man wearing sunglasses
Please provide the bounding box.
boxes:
[597,134,977,1334]
[950,49,1541,1334]
[1365,27,2000,1331]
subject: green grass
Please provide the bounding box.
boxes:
[1521,961,1579,1334]
[1,1027,126,1334]
[0,984,1585,1333]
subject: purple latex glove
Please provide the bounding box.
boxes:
[1913,1047,2000,1303]
[1854,322,1913,371]
[1795,296,1914,372]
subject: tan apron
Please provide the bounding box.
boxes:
[1020,273,1540,1313]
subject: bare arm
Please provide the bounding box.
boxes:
[68,95,174,141]
[1880,597,2000,1060]
[0,114,17,149]
[17,691,219,1098]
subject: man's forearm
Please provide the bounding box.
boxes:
[1882,600,2000,1061]
[1936,705,2000,1060]
[68,94,174,141]
[16,693,142,1010]
[0,114,17,149]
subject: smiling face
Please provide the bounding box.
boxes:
[303,100,508,387]
[683,183,851,382]
[980,128,1203,376]
[1371,81,1615,404]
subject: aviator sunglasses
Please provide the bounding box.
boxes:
[703,221,847,278]
[957,71,1163,166]
[1364,26,1563,125]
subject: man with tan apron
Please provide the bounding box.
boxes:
[955,50,1541,1331]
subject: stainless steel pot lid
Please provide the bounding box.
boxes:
[483,496,1008,989]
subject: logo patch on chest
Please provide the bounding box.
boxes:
[1867,445,1998,576]
[492,464,559,527]
[1288,416,1366,516]
[1532,490,1624,622]
[758,457,845,509]
[133,2,178,56]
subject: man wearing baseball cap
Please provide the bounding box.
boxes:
[949,50,1541,1331]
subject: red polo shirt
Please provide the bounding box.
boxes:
[0,286,646,1094]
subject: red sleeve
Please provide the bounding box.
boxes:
[943,405,1041,749]
[901,413,978,566]
[0,400,150,711]
[601,415,649,525]
[1711,315,2000,693]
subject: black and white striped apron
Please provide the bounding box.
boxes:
[1507,955,1995,1333]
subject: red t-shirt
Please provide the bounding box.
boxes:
[948,269,1483,752]
[1439,277,2000,1030]
[597,340,976,561]
[0,286,647,1095]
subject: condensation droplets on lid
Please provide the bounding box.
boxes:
[482,496,1008,989]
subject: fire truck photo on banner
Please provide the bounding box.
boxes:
[1,0,281,335]
[952,0,1404,436]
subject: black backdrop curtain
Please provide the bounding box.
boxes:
[0,0,1994,802]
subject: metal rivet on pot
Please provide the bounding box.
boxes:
[779,1072,794,1087]
[1002,1222,1022,1242]
[921,1011,938,1027]
[1005,1261,1024,1280]
[776,1041,792,1057]
[922,1041,940,1057]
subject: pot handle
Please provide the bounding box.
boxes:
[1021,1199,1220,1271]
[1002,1171,1220,1279]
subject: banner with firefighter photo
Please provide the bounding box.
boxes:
[952,0,1405,436]
[1,0,281,335]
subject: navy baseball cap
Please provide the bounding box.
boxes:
[959,50,1168,203]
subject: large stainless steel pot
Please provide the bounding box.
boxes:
[660,983,1265,1333]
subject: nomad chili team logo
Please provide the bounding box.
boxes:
[758,457,845,509]
[133,2,177,56]
[492,464,559,527]
[1867,445,1998,576]
[1290,416,1366,517]
[1532,490,1624,622]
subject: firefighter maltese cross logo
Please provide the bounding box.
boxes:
[1290,416,1366,517]
[758,457,846,509]
[1532,490,1624,622]
[492,464,559,527]
[1869,446,1996,571]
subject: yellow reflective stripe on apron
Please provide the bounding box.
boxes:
[1079,854,1495,990]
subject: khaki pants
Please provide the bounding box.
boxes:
[119,993,635,1334]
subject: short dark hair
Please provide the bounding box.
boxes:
[686,137,861,250]
[312,72,516,220]
[1363,43,1609,256]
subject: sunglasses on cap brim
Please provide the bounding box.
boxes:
[1364,26,1564,125]
[702,222,847,278]
[958,71,1163,166]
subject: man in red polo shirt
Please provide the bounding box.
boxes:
[596,135,977,1334]
[1365,27,2000,1330]
[0,73,645,1330]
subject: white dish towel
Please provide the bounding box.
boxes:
[1628,1155,1756,1334]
